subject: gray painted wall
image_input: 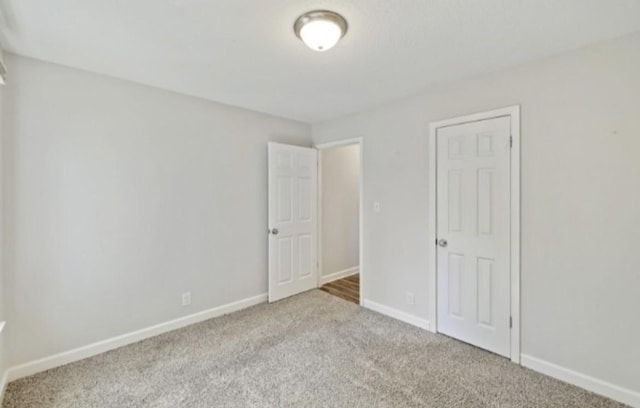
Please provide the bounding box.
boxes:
[1,54,311,366]
[312,33,640,394]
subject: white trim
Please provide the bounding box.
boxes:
[319,267,359,285]
[428,105,521,363]
[0,322,7,401]
[0,369,8,403]
[315,137,363,150]
[428,121,437,333]
[6,293,267,382]
[364,300,431,331]
[0,321,9,405]
[521,354,640,407]
[317,147,325,291]
[314,137,364,306]
[509,107,521,363]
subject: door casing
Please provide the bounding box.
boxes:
[428,106,521,363]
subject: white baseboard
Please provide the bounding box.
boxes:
[7,293,267,382]
[319,267,358,285]
[521,354,640,407]
[363,299,430,331]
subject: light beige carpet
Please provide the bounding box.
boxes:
[3,290,627,407]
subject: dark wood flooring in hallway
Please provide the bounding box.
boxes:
[319,274,359,304]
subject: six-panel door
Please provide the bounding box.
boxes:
[268,143,318,302]
[436,116,511,357]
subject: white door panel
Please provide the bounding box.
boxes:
[436,116,511,357]
[268,143,318,302]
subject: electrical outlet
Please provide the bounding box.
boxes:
[374,200,381,213]
[182,292,191,307]
[406,292,415,306]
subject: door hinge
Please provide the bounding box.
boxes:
[509,316,513,329]
[510,136,513,148]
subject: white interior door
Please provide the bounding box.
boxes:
[268,143,318,302]
[436,116,511,357]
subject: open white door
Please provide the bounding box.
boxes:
[268,143,318,302]
[436,116,511,358]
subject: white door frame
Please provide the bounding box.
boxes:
[428,106,521,363]
[314,138,364,306]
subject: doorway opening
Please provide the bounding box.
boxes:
[316,139,363,305]
[266,139,363,305]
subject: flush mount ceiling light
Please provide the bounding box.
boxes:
[294,10,348,52]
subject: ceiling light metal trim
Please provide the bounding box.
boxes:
[294,10,348,51]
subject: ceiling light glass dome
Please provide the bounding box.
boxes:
[294,10,348,52]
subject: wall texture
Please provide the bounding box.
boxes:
[320,144,360,280]
[312,33,640,395]
[1,54,311,366]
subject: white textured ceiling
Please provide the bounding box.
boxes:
[1,0,640,123]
